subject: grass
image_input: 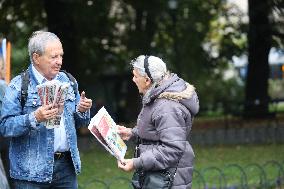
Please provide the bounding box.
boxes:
[77,143,284,188]
[78,143,134,188]
[193,144,284,188]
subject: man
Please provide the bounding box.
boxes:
[0,31,92,188]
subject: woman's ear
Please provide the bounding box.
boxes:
[145,77,152,87]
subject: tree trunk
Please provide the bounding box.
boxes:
[244,0,272,118]
[43,0,79,79]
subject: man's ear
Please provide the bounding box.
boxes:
[33,53,40,65]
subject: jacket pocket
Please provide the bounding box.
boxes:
[23,94,41,114]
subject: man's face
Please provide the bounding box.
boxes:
[132,68,150,94]
[33,40,63,80]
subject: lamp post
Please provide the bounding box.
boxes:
[168,0,181,75]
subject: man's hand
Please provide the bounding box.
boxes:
[34,104,59,122]
[77,91,92,113]
[118,159,134,172]
[117,125,132,140]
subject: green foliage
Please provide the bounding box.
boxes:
[269,0,284,48]
[0,0,46,76]
[199,77,245,116]
[0,0,249,120]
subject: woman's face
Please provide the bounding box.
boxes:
[132,68,151,95]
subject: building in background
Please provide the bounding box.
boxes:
[234,48,284,80]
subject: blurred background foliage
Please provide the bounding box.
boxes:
[0,0,283,122]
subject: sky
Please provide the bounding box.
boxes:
[228,0,248,13]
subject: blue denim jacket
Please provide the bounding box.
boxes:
[0,65,90,182]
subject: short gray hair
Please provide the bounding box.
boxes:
[131,55,168,84]
[28,31,61,64]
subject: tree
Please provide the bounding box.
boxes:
[0,0,254,121]
[270,0,284,48]
[0,0,46,73]
[43,0,79,77]
[244,0,277,118]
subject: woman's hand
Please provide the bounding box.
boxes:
[117,125,132,140]
[117,159,134,172]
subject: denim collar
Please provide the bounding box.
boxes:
[31,64,59,84]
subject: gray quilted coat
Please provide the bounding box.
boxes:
[132,74,199,189]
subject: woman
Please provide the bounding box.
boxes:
[117,55,199,189]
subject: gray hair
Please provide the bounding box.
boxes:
[131,55,168,85]
[28,31,61,64]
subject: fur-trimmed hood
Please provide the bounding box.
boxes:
[143,73,199,116]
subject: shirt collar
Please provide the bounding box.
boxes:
[31,64,59,83]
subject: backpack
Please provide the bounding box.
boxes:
[20,69,78,110]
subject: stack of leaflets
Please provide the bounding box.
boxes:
[37,80,70,129]
[88,107,127,161]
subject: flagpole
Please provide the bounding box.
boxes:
[5,41,11,83]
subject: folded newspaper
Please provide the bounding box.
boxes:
[88,107,127,161]
[37,80,70,129]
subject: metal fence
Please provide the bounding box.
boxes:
[190,124,284,145]
[78,160,284,189]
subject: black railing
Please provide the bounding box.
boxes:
[78,160,284,189]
